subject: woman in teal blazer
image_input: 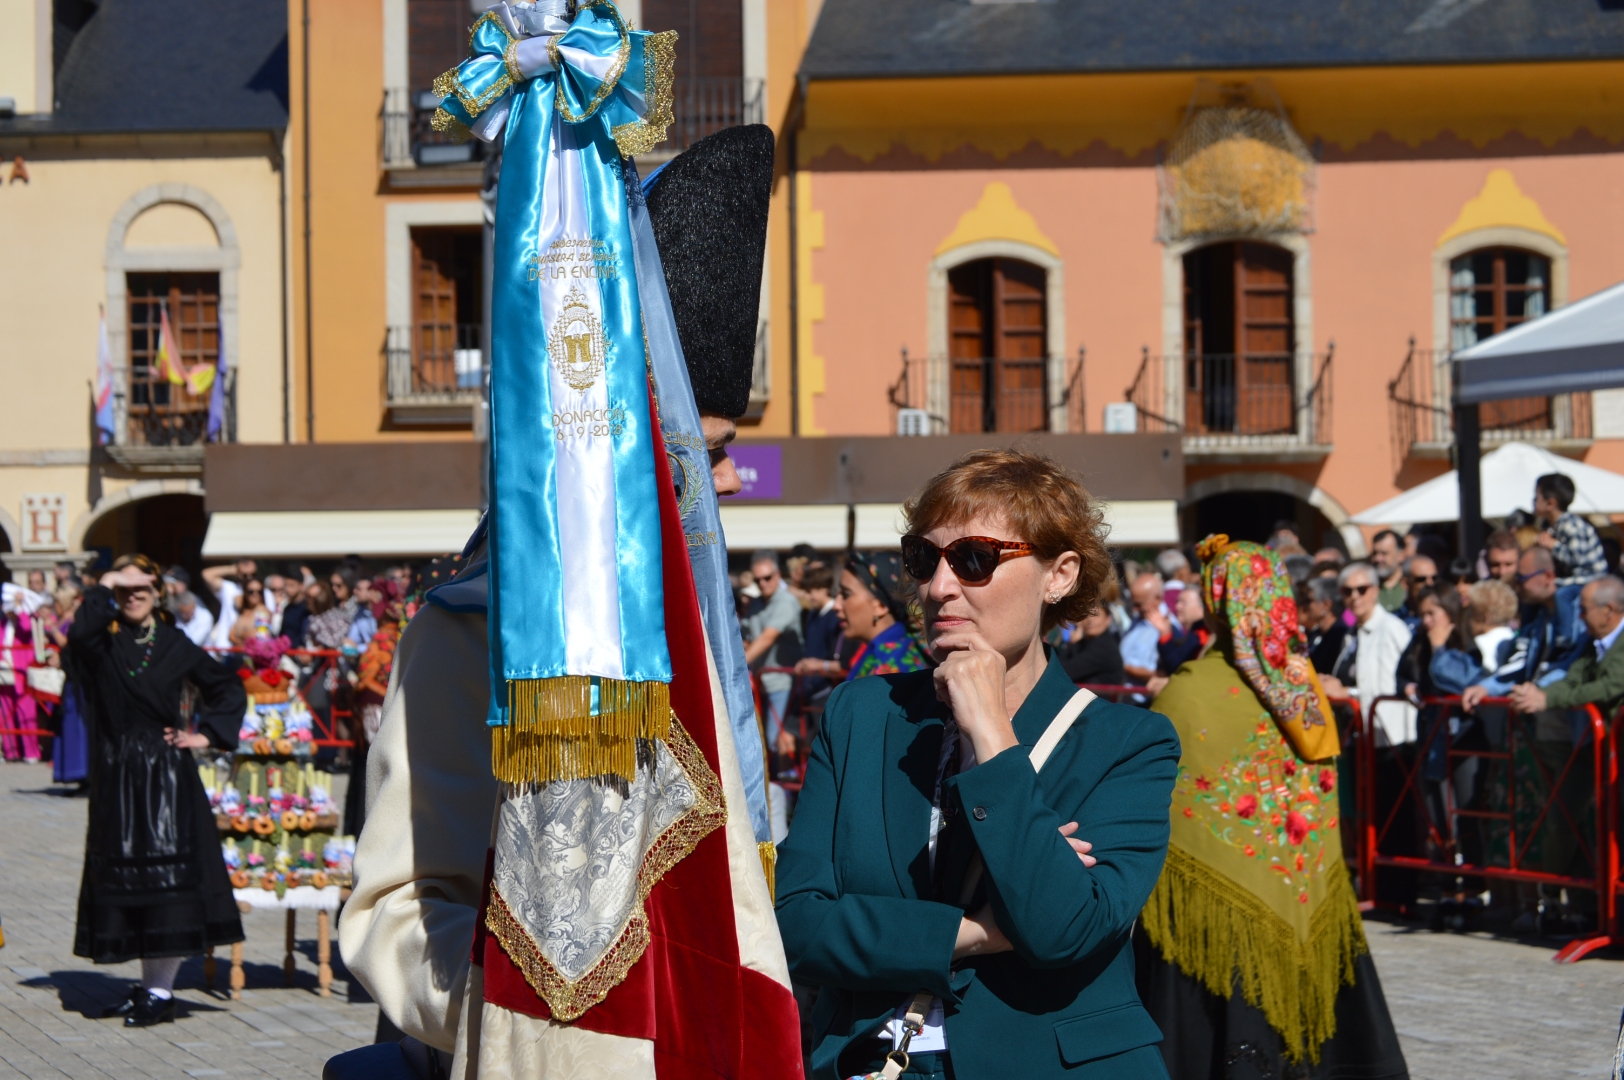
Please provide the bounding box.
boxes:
[776,450,1180,1080]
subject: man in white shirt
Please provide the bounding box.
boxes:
[171,591,215,647]
[201,559,255,650]
[1320,561,1415,745]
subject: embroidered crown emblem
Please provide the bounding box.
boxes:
[549,285,607,392]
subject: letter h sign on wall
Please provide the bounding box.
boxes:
[22,494,67,552]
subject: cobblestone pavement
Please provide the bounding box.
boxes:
[0,761,377,1080]
[4,758,1624,1079]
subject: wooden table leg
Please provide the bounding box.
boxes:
[317,908,332,998]
[204,946,216,992]
[284,909,297,988]
[230,941,245,1001]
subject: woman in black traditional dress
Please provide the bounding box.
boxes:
[66,555,246,1027]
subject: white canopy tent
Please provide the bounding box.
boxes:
[1446,279,1624,552]
[1353,442,1624,527]
[1452,279,1624,403]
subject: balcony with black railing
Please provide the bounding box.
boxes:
[887,349,1085,436]
[1122,346,1334,457]
[384,323,484,425]
[381,77,764,174]
[1386,337,1591,471]
[106,371,237,474]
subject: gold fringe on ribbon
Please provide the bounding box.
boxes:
[490,676,671,785]
[1139,844,1367,1064]
[758,841,777,900]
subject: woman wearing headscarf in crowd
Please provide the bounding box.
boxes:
[1139,535,1407,1080]
[793,550,930,684]
[65,555,246,1027]
[343,578,407,836]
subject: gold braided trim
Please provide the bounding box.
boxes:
[553,0,631,124]
[433,67,514,124]
[1140,844,1367,1064]
[758,840,777,900]
[491,676,671,785]
[430,106,473,143]
[467,9,516,50]
[612,30,677,157]
[485,714,726,1021]
[504,39,525,84]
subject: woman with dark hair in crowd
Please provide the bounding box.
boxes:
[795,550,930,683]
[777,449,1180,1079]
[1056,573,1128,686]
[1141,536,1406,1079]
[66,554,247,1026]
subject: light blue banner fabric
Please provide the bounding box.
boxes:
[438,2,674,725]
[627,160,771,844]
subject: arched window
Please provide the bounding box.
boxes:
[127,273,219,446]
[946,257,1047,433]
[1450,246,1551,430]
[1181,240,1295,435]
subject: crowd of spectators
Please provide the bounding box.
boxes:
[1,555,433,837]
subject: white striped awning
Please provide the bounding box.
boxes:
[717,500,1179,550]
[201,510,482,559]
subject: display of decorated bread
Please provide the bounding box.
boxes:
[312,870,329,889]
[274,738,294,756]
[231,815,251,833]
[260,874,278,890]
[230,869,250,889]
[298,810,318,831]
[252,815,277,836]
[280,809,301,831]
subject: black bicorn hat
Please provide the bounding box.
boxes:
[644,124,775,419]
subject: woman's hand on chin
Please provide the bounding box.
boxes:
[932,632,1019,763]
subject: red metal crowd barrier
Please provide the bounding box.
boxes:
[750,670,1622,963]
[1350,692,1617,963]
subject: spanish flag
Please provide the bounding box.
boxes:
[154,306,186,386]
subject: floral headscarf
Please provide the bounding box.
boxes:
[1196,534,1334,753]
[845,550,916,630]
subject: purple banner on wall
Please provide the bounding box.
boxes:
[728,444,782,500]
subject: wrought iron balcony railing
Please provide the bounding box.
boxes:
[1387,337,1592,469]
[385,324,484,423]
[106,371,236,473]
[1123,347,1333,452]
[887,350,1084,435]
[381,78,764,168]
[381,88,487,169]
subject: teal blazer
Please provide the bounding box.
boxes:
[775,653,1180,1080]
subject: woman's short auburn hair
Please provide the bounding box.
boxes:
[902,448,1112,631]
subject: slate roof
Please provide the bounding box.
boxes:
[0,0,288,136]
[800,0,1624,80]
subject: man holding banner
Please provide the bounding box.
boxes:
[337,2,799,1076]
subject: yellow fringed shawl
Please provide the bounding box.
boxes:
[1145,651,1367,1063]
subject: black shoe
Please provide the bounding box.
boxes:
[102,985,143,1019]
[123,991,176,1027]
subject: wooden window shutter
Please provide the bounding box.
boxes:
[1235,242,1295,435]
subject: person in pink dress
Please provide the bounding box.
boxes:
[1,582,45,762]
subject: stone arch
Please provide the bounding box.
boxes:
[1183,470,1365,557]
[104,185,242,444]
[69,479,207,553]
[927,240,1070,432]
